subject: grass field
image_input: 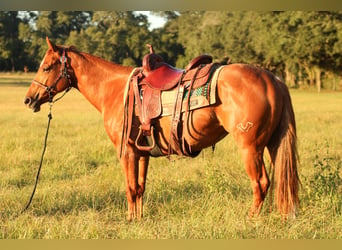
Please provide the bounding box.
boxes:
[0,73,341,239]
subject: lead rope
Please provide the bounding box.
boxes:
[21,86,71,213]
[21,91,54,213]
[22,105,52,213]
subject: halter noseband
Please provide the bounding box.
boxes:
[32,48,72,103]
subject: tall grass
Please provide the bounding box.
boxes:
[0,74,341,239]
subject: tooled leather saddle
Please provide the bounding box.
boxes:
[121,45,220,158]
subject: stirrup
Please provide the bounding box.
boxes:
[135,126,156,151]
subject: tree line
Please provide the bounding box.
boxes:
[0,11,341,90]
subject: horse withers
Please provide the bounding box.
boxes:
[24,37,300,220]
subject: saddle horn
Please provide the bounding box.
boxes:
[146,44,154,54]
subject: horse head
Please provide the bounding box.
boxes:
[24,37,74,112]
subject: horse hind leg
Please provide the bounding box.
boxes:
[241,146,270,217]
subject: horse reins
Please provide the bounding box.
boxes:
[22,48,73,213]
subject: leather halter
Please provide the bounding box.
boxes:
[32,48,72,103]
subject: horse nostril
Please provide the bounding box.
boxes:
[24,97,32,105]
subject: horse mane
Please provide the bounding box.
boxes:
[57,43,132,73]
[57,44,78,52]
[60,45,86,59]
[67,45,79,52]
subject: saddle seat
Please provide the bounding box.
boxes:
[143,63,184,90]
[142,54,213,91]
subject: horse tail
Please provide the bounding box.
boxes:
[268,83,300,217]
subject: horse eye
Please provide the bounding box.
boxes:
[42,66,51,73]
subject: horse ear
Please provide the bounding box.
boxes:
[46,36,58,52]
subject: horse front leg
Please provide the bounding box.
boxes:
[136,155,149,220]
[120,150,139,221]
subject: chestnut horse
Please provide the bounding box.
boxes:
[24,37,300,220]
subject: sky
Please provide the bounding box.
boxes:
[135,11,167,30]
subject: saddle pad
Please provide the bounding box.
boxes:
[160,65,224,116]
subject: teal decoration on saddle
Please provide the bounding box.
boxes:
[183,81,209,100]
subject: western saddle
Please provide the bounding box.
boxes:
[121,45,219,158]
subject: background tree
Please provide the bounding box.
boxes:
[0,11,25,71]
[66,11,151,66]
[1,11,341,91]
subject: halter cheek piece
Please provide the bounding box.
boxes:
[32,48,72,103]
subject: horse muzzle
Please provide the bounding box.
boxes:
[24,95,41,112]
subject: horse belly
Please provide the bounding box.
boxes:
[182,106,228,151]
[154,106,227,154]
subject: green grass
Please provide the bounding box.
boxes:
[0,74,341,239]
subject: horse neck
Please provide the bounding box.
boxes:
[69,51,132,115]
